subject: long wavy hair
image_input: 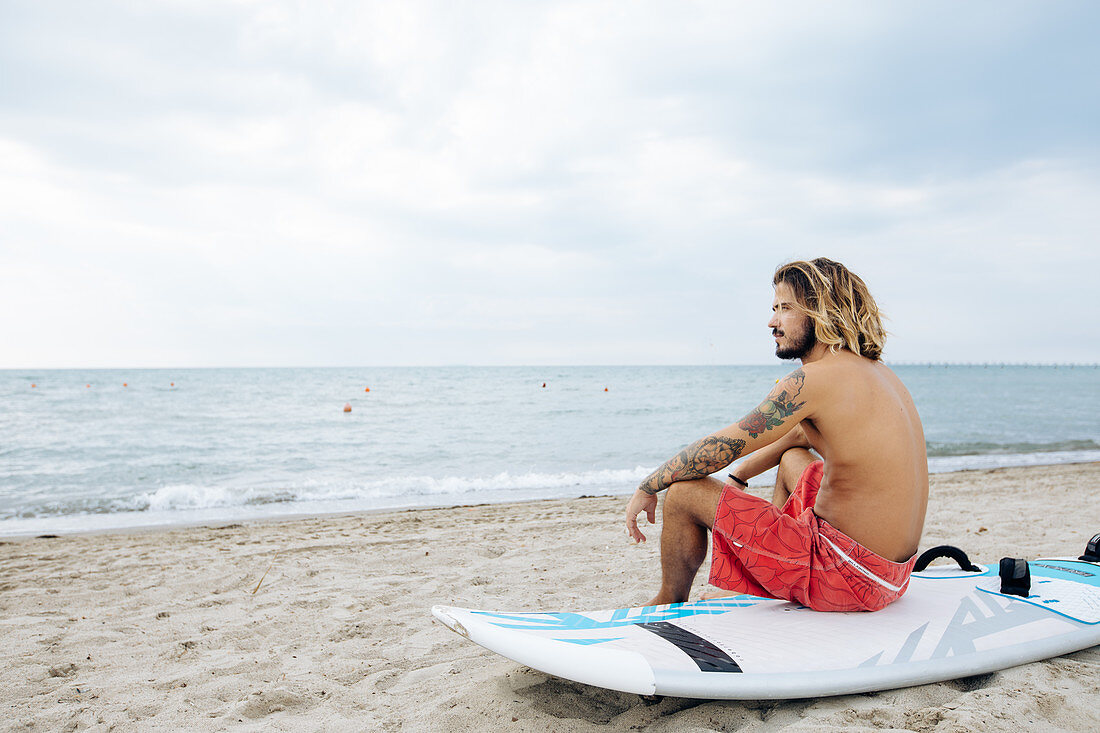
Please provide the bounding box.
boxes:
[772,258,887,361]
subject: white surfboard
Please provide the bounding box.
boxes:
[432,554,1100,699]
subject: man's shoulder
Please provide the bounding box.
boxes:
[772,366,810,404]
[803,351,911,398]
[802,349,883,374]
[794,351,885,391]
[786,359,829,385]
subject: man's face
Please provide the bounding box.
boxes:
[768,283,817,361]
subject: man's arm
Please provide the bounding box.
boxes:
[728,423,813,484]
[626,368,812,542]
[638,368,810,495]
[635,434,747,495]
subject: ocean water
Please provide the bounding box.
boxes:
[1,365,1098,535]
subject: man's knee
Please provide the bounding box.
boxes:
[663,482,692,518]
[778,447,814,476]
[774,448,811,497]
[663,479,721,526]
[778,445,810,467]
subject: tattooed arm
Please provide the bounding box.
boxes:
[641,368,809,495]
[626,368,812,542]
[637,435,748,495]
[727,423,812,484]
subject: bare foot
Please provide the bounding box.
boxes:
[642,588,737,606]
[698,588,740,601]
[642,592,683,607]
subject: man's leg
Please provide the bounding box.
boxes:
[648,476,725,606]
[772,447,815,507]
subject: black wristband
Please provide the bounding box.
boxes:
[727,474,748,488]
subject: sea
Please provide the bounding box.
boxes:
[2,365,1098,536]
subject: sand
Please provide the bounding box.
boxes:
[2,462,1099,732]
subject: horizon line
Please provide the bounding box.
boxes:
[3,361,1099,371]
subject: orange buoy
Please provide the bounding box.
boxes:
[86,384,91,388]
[364,387,370,392]
[343,402,352,413]
[31,383,36,388]
[604,387,608,392]
[123,383,128,387]
[170,382,175,387]
[541,382,546,388]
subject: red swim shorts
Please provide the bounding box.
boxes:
[708,460,916,612]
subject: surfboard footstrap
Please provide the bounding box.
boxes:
[1080,533,1100,563]
[913,545,981,573]
[998,557,1031,597]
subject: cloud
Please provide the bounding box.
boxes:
[1,1,1098,366]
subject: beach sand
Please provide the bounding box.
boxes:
[2,462,1099,732]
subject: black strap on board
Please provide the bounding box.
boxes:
[1080,533,1100,563]
[913,545,981,573]
[998,557,1031,597]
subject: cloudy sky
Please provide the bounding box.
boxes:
[2,1,1098,367]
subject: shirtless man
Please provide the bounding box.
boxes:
[625,258,928,612]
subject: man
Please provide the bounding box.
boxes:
[625,258,928,612]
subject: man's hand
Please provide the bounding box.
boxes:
[625,489,658,543]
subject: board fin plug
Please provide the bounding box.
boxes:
[1079,533,1100,563]
[998,558,1031,597]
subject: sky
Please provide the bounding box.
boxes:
[2,1,1099,368]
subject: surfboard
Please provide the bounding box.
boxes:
[431,552,1100,699]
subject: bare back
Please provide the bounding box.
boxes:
[799,350,927,561]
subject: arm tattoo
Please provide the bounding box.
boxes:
[639,435,747,495]
[738,368,807,439]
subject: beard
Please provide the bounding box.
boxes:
[774,320,817,360]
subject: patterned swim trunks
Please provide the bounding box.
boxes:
[708,460,917,612]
